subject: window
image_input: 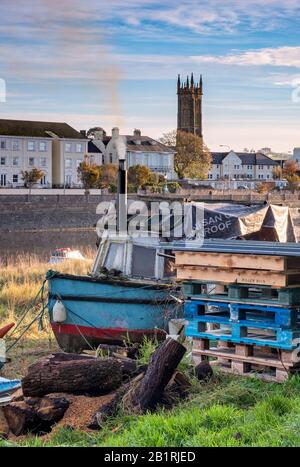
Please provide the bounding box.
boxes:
[76,143,83,153]
[247,165,253,170]
[13,174,18,183]
[40,157,47,167]
[65,174,72,185]
[39,142,47,152]
[0,157,6,165]
[13,157,19,166]
[0,174,6,186]
[28,141,35,151]
[41,175,46,185]
[0,140,6,150]
[12,140,20,151]
[65,143,72,153]
[76,159,82,168]
[29,157,35,166]
[65,158,72,168]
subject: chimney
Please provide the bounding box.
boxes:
[80,130,86,138]
[112,127,120,138]
[133,129,141,137]
[94,128,105,140]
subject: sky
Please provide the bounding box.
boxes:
[1,0,300,152]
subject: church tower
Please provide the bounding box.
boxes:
[177,73,203,139]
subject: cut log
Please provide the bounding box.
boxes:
[36,395,70,422]
[123,338,186,413]
[0,407,9,439]
[195,362,213,381]
[22,354,123,397]
[97,343,139,359]
[3,402,41,436]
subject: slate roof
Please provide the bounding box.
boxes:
[211,151,279,166]
[88,135,174,154]
[88,141,102,153]
[0,119,86,139]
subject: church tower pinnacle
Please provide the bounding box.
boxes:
[177,73,203,139]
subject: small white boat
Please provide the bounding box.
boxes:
[49,248,86,264]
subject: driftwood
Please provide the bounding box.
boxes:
[0,407,9,439]
[90,337,186,428]
[22,354,123,397]
[3,395,70,436]
[123,338,186,413]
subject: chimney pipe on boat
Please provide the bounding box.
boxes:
[115,133,128,234]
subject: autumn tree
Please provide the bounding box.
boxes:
[77,160,101,193]
[100,164,118,188]
[175,131,211,179]
[286,175,300,193]
[272,166,282,180]
[128,165,154,188]
[159,130,177,148]
[21,168,44,193]
[283,160,299,178]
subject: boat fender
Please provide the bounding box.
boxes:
[53,300,67,323]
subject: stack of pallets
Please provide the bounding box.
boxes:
[175,248,300,382]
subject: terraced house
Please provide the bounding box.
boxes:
[0,119,88,188]
[208,150,280,181]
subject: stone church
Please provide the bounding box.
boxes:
[177,73,203,140]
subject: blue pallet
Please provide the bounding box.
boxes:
[185,300,300,328]
[184,299,300,350]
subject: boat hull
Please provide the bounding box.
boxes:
[47,272,181,352]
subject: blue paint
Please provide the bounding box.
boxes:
[48,274,180,334]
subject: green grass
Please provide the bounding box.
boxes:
[2,373,300,447]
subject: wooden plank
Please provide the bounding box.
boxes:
[175,251,287,271]
[176,266,299,288]
[192,347,295,369]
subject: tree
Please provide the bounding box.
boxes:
[21,168,44,193]
[128,165,154,188]
[175,130,211,180]
[286,175,300,193]
[283,160,299,178]
[77,160,101,193]
[100,164,118,188]
[159,130,177,148]
[272,166,282,180]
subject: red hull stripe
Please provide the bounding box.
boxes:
[51,323,165,339]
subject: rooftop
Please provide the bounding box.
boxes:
[0,119,86,139]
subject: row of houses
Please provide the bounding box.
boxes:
[0,119,175,188]
[0,118,297,188]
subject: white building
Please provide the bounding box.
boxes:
[208,150,280,181]
[293,148,300,166]
[88,128,176,180]
[0,119,88,187]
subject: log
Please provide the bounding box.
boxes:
[22,354,123,397]
[195,362,213,381]
[36,395,70,422]
[0,407,9,439]
[124,338,186,413]
[3,402,41,436]
[97,343,139,359]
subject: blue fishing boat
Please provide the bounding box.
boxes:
[47,137,182,352]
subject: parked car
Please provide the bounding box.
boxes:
[49,248,86,264]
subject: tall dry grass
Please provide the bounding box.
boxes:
[0,252,94,328]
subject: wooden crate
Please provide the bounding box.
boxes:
[177,265,300,288]
[175,251,300,272]
[192,338,300,382]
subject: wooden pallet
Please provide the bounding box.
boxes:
[177,265,300,288]
[175,251,300,272]
[192,338,300,382]
[182,282,300,306]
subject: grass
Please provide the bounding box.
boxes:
[2,256,300,447]
[2,374,300,447]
